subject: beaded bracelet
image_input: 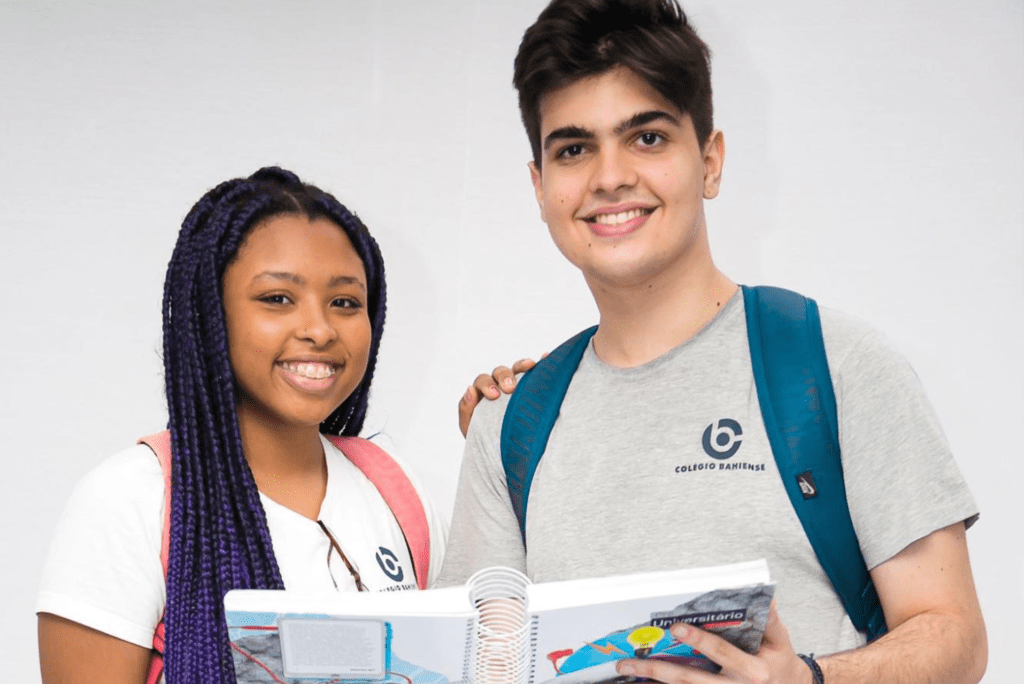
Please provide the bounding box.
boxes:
[798,653,824,684]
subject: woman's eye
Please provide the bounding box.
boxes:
[258,294,291,305]
[333,297,362,309]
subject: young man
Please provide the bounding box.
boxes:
[439,1,986,683]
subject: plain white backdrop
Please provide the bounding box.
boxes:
[1,1,1020,680]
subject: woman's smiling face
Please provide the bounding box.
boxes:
[220,213,371,431]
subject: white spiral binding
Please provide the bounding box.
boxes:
[466,567,532,684]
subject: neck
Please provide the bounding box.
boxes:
[236,401,328,520]
[587,260,737,368]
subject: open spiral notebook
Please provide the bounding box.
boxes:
[224,558,773,684]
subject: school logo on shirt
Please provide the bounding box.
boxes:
[702,418,743,459]
[375,546,405,582]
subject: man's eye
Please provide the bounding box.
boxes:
[638,132,663,146]
[557,143,585,159]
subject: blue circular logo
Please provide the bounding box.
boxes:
[702,419,743,459]
[375,547,405,582]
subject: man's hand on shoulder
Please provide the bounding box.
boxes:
[458,358,538,436]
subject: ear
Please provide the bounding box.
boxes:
[702,130,725,199]
[528,161,546,221]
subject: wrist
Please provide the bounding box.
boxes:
[798,653,824,684]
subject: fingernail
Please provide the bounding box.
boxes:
[488,385,499,396]
[502,378,515,389]
[463,387,474,403]
[672,623,691,638]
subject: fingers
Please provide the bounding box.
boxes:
[761,601,793,650]
[510,357,538,375]
[458,374,500,437]
[616,655,714,684]
[615,605,801,684]
[490,365,518,394]
[457,358,540,438]
[619,622,763,683]
[671,622,764,679]
[457,386,475,438]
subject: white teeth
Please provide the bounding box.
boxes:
[591,208,649,226]
[282,362,336,379]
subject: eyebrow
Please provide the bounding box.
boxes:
[614,110,680,135]
[252,271,366,291]
[542,110,681,152]
[543,125,594,151]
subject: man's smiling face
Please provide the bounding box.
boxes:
[529,67,723,292]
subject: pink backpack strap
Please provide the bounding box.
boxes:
[138,430,173,684]
[327,436,431,590]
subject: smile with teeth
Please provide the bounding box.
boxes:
[587,207,653,226]
[279,361,337,379]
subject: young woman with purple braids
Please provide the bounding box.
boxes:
[36,167,447,683]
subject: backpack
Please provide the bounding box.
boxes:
[138,430,432,684]
[500,285,887,641]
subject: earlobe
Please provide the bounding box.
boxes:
[702,130,725,199]
[528,161,546,221]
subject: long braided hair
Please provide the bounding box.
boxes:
[160,167,386,681]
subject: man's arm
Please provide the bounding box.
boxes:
[617,521,986,684]
[438,390,530,586]
[819,521,986,683]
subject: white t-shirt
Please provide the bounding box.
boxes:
[37,434,447,650]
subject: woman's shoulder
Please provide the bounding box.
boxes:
[77,441,165,496]
[37,440,167,649]
[322,433,427,498]
[46,440,166,563]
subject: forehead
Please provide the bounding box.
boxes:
[232,214,366,279]
[537,67,682,135]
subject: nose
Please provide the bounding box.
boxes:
[298,303,338,347]
[588,145,637,194]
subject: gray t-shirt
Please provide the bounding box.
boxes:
[438,292,977,655]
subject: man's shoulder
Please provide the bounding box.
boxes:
[816,304,894,371]
[466,386,513,446]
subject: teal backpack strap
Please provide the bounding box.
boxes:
[500,326,597,543]
[742,285,888,640]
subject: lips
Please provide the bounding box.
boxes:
[278,361,336,379]
[587,207,653,227]
[583,205,655,237]
[277,360,340,393]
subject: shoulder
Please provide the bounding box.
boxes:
[52,443,165,530]
[324,434,434,499]
[817,305,915,385]
[470,389,513,438]
[37,442,166,648]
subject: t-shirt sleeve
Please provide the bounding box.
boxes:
[437,393,528,587]
[36,444,166,648]
[831,326,978,570]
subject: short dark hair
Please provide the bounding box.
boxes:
[513,0,713,166]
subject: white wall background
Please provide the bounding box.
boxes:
[1,0,1020,680]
